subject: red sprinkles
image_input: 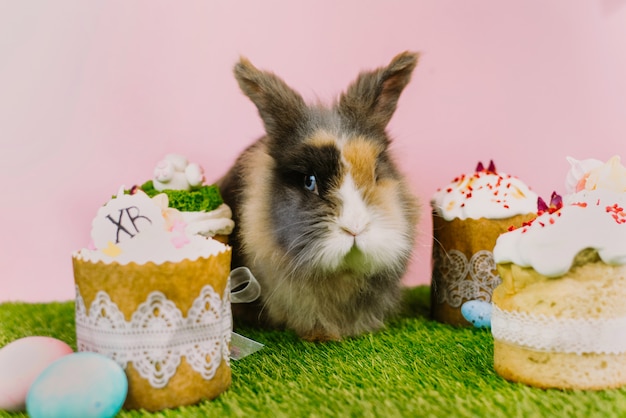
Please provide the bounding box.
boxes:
[510,191,564,233]
[443,160,528,212]
[606,204,626,224]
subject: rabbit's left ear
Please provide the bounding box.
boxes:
[234,57,307,147]
[338,51,419,135]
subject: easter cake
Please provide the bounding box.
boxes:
[491,156,626,389]
[430,161,539,326]
[73,185,233,411]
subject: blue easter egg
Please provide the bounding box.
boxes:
[461,300,493,328]
[26,352,127,418]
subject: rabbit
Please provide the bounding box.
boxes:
[217,51,420,341]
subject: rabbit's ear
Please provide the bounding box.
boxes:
[234,57,307,142]
[338,51,418,135]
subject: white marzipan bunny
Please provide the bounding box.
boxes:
[153,154,204,191]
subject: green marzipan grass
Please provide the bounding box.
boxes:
[1,286,626,418]
[127,181,224,212]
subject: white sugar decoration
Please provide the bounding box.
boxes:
[91,189,165,251]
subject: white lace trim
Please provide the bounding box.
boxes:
[75,283,232,388]
[491,304,626,355]
[432,247,501,308]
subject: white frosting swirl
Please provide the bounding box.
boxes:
[431,168,538,221]
[182,204,234,237]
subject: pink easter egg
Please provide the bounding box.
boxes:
[0,336,73,412]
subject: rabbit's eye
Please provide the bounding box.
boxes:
[304,174,319,194]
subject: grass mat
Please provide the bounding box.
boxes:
[2,286,625,417]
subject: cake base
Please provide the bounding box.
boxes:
[492,259,626,390]
[494,340,626,390]
[124,358,231,411]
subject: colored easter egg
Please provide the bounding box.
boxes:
[26,352,127,418]
[461,300,493,328]
[0,336,73,411]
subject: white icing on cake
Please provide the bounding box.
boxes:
[182,204,234,237]
[74,187,228,265]
[494,156,626,277]
[150,154,234,237]
[431,163,538,221]
[493,190,626,277]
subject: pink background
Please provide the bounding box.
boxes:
[1,1,625,302]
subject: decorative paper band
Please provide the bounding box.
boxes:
[491,304,626,355]
[432,247,501,308]
[75,283,231,388]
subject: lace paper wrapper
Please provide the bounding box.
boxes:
[75,283,231,388]
[432,247,501,308]
[492,305,626,355]
[72,250,234,411]
[430,213,533,326]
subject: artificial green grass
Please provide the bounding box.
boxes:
[2,287,626,417]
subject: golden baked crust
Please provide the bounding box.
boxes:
[493,255,626,389]
[494,340,626,390]
[494,258,626,318]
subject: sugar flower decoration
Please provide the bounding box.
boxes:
[151,193,183,230]
[475,160,497,174]
[566,155,626,194]
[537,191,563,215]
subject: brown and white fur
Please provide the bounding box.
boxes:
[218,51,420,341]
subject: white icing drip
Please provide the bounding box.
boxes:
[74,234,228,265]
[493,189,626,277]
[431,170,538,221]
[492,305,626,355]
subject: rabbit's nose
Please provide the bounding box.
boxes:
[340,222,367,237]
[340,225,358,237]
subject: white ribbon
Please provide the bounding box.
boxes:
[229,266,262,304]
[491,304,626,355]
[228,266,264,360]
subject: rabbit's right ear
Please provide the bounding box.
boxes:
[234,57,307,144]
[338,51,419,136]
